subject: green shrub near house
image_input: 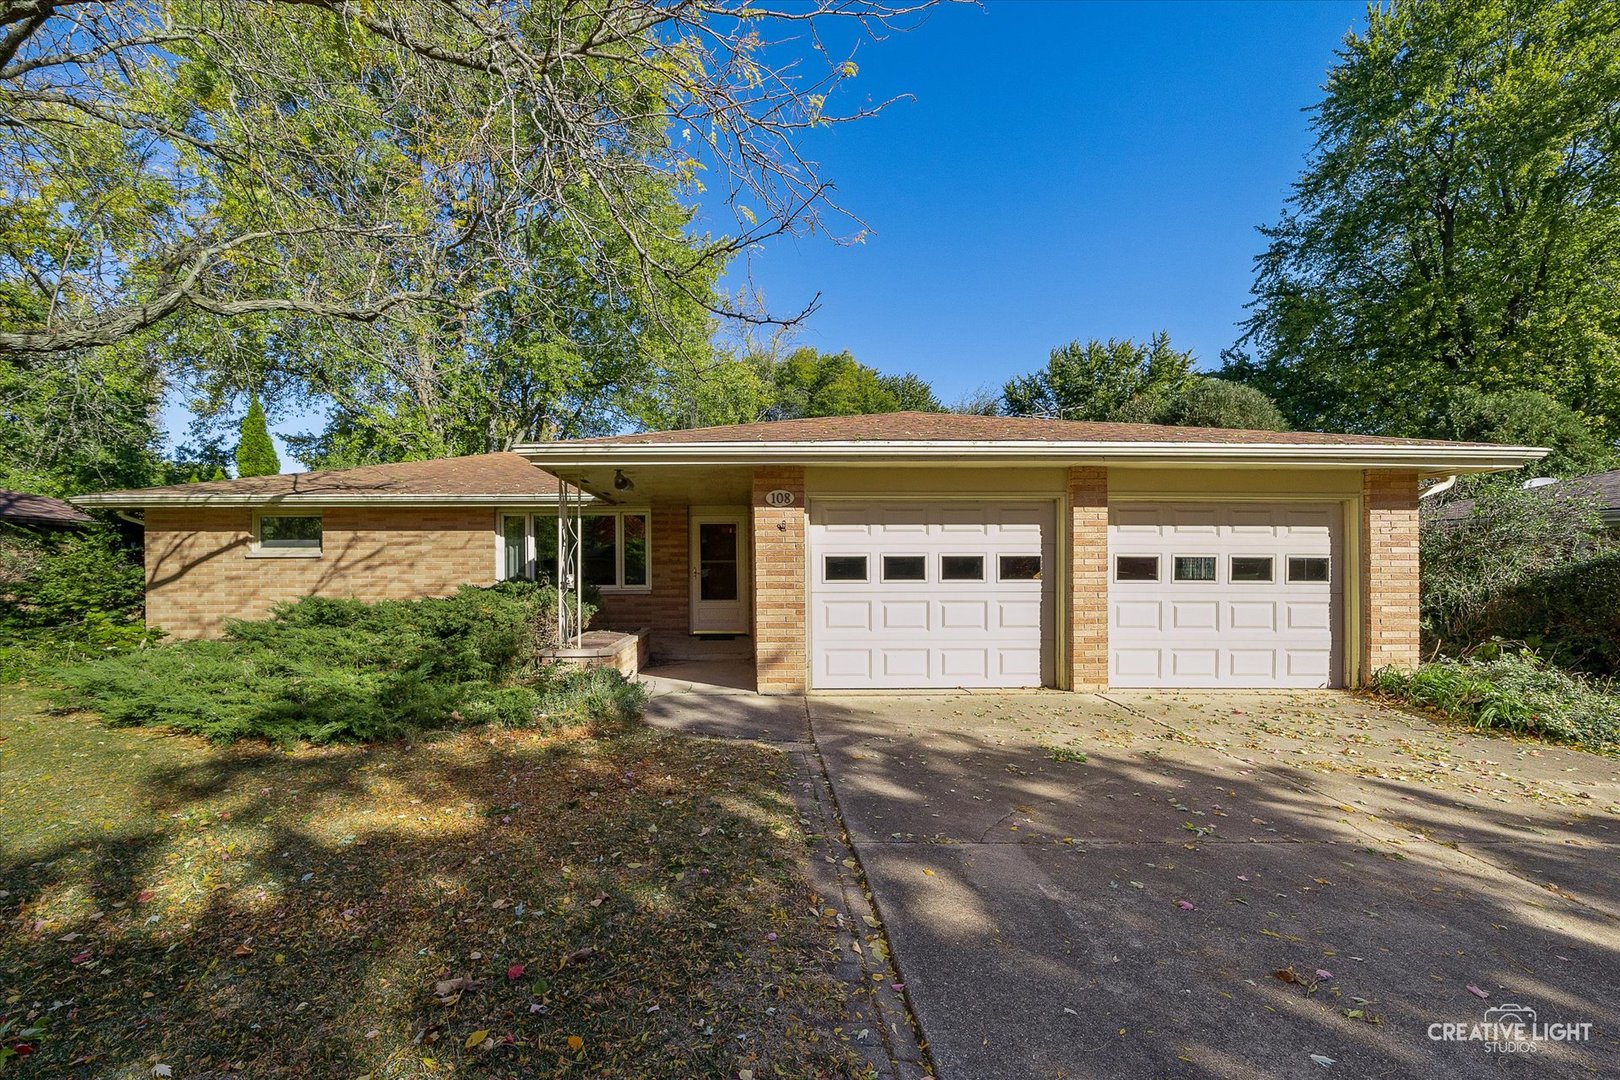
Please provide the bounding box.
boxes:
[52,584,643,744]
[1373,650,1620,755]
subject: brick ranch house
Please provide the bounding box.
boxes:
[75,412,1545,694]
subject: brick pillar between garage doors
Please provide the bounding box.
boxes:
[752,466,807,694]
[1069,466,1109,691]
[1361,469,1421,680]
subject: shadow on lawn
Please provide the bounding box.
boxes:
[0,717,863,1078]
[805,696,1620,1080]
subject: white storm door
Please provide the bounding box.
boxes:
[809,500,1054,690]
[1108,502,1343,688]
[690,513,749,634]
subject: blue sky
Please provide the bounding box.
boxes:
[179,0,1370,461]
[709,0,1370,405]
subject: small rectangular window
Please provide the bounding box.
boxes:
[1230,555,1274,583]
[881,555,927,582]
[256,514,322,554]
[1114,555,1158,582]
[998,555,1041,581]
[1288,555,1331,583]
[941,555,985,581]
[824,555,868,582]
[1173,555,1216,582]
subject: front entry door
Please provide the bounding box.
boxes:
[690,512,749,634]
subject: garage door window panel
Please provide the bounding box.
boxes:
[1114,555,1159,582]
[881,555,927,582]
[998,555,1041,581]
[941,555,985,581]
[1287,555,1331,583]
[1173,555,1217,582]
[1230,555,1274,583]
[823,555,869,583]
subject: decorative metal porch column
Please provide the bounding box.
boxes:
[556,480,585,647]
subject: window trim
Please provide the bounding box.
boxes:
[249,511,323,558]
[940,553,987,582]
[880,552,929,583]
[1171,554,1218,583]
[1113,553,1160,583]
[1229,554,1276,583]
[996,553,1042,582]
[498,509,652,593]
[822,553,870,584]
[1286,554,1332,584]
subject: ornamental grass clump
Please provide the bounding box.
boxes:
[52,583,644,744]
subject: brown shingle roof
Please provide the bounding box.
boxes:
[74,453,559,507]
[551,411,1510,448]
[0,490,95,527]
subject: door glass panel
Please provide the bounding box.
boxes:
[940,555,985,581]
[881,555,926,582]
[582,514,618,586]
[1173,555,1216,582]
[1114,555,1158,582]
[622,514,648,586]
[823,555,868,582]
[998,555,1041,581]
[699,522,740,600]
[1230,555,1274,583]
[502,515,528,580]
[533,514,559,583]
[1287,555,1330,583]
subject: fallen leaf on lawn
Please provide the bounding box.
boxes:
[566,1034,584,1051]
[465,1029,490,1050]
[507,963,525,981]
[152,1067,173,1079]
[1467,984,1489,999]
[561,946,595,967]
[233,943,254,957]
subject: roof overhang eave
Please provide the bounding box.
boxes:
[514,440,1550,475]
[70,492,569,510]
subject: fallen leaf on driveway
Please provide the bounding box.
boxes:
[1467,984,1490,999]
[1310,1053,1334,1067]
[1175,900,1195,911]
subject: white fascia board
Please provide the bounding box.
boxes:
[71,492,570,509]
[514,440,1550,473]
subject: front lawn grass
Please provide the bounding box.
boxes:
[0,690,868,1078]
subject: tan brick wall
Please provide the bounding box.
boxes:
[144,506,498,638]
[752,467,807,694]
[1069,466,1109,691]
[589,505,690,640]
[1361,469,1421,679]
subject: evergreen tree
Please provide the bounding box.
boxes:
[234,397,280,478]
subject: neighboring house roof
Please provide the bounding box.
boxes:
[516,411,1547,473]
[73,453,561,509]
[1435,470,1620,524]
[0,490,96,527]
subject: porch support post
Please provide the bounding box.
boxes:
[752,466,807,694]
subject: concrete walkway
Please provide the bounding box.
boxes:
[645,673,1620,1079]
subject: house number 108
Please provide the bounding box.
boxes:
[764,489,795,507]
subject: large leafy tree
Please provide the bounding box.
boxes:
[1225,0,1620,437]
[761,347,941,421]
[1002,334,1196,421]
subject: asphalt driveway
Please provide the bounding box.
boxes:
[805,691,1620,1080]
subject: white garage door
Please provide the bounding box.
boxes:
[1109,502,1343,688]
[809,500,1056,689]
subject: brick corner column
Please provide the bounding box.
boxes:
[752,466,807,694]
[1069,466,1109,692]
[1361,469,1421,682]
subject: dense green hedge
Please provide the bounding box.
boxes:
[1373,651,1620,754]
[52,584,642,744]
[1421,485,1620,675]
